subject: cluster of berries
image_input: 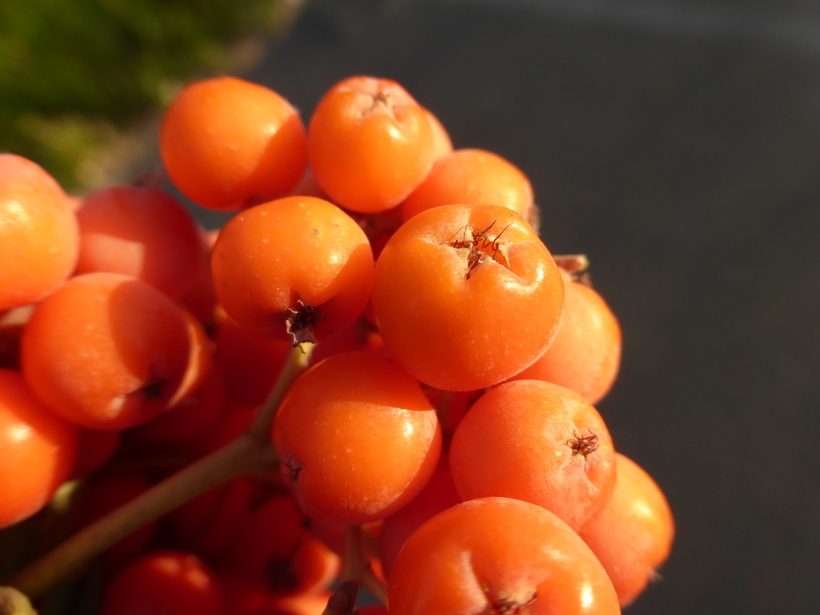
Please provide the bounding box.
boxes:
[0,74,673,614]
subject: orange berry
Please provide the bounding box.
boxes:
[75,185,204,299]
[579,453,675,606]
[389,497,620,615]
[22,273,190,430]
[308,76,434,213]
[0,369,77,528]
[400,148,534,222]
[272,352,441,524]
[372,204,563,391]
[211,197,373,343]
[450,380,616,531]
[101,550,225,615]
[422,107,454,160]
[0,154,78,310]
[161,77,307,211]
[510,277,622,405]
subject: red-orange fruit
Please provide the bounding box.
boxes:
[0,304,34,369]
[211,196,373,343]
[219,577,332,615]
[161,76,307,211]
[167,478,258,558]
[400,148,534,222]
[510,277,621,405]
[371,204,563,391]
[388,497,620,615]
[167,308,213,408]
[132,364,226,443]
[579,452,675,606]
[213,318,291,406]
[178,400,257,457]
[449,380,616,531]
[22,273,190,430]
[287,167,329,199]
[72,427,121,477]
[227,494,341,598]
[308,317,384,366]
[272,351,441,525]
[0,154,79,310]
[0,369,77,528]
[308,76,435,213]
[380,465,461,580]
[75,185,204,299]
[423,107,454,161]
[100,550,225,615]
[180,228,222,331]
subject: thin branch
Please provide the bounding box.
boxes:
[360,563,389,605]
[9,343,313,599]
[247,342,313,440]
[10,435,274,598]
[346,525,388,604]
[321,525,388,615]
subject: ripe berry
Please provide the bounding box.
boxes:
[372,204,563,391]
[161,76,307,211]
[0,154,79,310]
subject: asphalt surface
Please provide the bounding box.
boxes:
[222,1,820,612]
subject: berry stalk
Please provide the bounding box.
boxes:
[322,525,388,615]
[8,344,312,599]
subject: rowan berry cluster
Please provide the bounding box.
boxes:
[0,74,673,614]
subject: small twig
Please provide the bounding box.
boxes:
[360,563,389,605]
[9,344,313,599]
[340,525,365,585]
[247,342,313,440]
[10,435,274,598]
[322,581,358,615]
[321,525,388,615]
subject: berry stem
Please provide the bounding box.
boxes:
[10,435,273,598]
[248,341,313,440]
[346,525,388,605]
[8,343,312,599]
[321,524,388,614]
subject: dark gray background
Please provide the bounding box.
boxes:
[231,0,820,612]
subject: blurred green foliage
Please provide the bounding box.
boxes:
[0,0,292,189]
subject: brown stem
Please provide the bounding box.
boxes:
[322,581,358,615]
[10,435,274,598]
[345,525,388,605]
[9,344,312,599]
